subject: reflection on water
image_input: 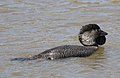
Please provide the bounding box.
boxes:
[0,0,120,78]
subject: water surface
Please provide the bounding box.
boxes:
[0,0,120,78]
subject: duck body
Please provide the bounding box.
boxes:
[31,45,98,60]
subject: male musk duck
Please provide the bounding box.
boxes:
[11,24,108,61]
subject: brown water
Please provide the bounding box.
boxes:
[0,0,120,78]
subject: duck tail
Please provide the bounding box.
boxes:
[11,58,34,61]
[11,54,42,61]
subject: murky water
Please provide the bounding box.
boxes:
[0,0,120,78]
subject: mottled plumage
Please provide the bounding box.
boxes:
[30,45,98,60]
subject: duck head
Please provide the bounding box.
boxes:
[79,24,108,46]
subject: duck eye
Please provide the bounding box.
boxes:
[95,29,99,32]
[96,29,101,32]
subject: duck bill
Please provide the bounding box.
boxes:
[100,30,108,36]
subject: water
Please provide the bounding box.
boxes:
[0,0,120,78]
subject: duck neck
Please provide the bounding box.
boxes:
[84,45,99,49]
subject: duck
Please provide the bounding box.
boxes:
[11,24,108,61]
